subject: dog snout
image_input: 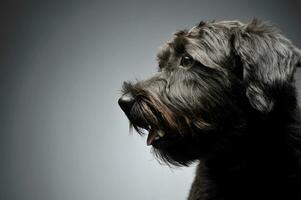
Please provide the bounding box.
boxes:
[118,93,135,115]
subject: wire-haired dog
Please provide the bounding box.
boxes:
[118,20,301,200]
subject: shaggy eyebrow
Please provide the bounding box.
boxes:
[156,45,171,69]
[170,35,187,54]
[156,34,188,70]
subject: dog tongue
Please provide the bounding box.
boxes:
[147,129,158,146]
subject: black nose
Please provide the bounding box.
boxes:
[118,93,135,115]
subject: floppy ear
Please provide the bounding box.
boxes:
[233,19,301,113]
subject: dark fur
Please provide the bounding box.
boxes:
[119,20,301,200]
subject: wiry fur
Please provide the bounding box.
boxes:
[119,19,301,200]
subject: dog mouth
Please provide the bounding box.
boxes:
[131,122,166,146]
[124,101,169,146]
[118,89,171,147]
[146,128,165,146]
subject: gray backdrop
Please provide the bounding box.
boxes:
[1,0,301,200]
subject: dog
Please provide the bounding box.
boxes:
[118,19,301,200]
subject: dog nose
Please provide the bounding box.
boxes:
[118,93,135,114]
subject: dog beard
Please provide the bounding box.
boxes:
[121,74,245,166]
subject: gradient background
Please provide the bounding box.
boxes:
[1,1,301,200]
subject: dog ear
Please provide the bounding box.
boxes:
[233,19,301,113]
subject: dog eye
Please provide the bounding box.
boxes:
[180,55,195,68]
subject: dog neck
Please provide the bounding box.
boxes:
[198,101,301,199]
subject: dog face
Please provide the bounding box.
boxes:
[119,20,301,166]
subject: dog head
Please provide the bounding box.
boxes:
[118,20,301,166]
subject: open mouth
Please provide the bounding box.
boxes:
[119,96,169,147]
[146,128,165,146]
[131,120,166,146]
